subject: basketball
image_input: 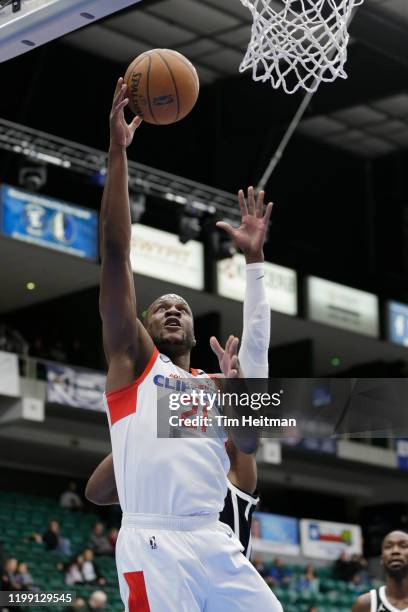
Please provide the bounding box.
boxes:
[124,49,199,125]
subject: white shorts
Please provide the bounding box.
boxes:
[116,512,282,612]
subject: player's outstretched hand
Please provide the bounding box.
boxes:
[216,186,273,264]
[210,335,241,378]
[110,77,142,148]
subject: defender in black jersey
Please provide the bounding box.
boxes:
[352,531,408,612]
[220,440,259,558]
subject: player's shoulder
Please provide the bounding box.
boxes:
[351,591,372,612]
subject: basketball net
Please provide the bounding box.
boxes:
[240,0,364,94]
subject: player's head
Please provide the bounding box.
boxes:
[381,530,408,579]
[144,294,196,356]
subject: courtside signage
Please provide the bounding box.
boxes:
[0,184,98,260]
[387,300,408,347]
[251,512,300,555]
[217,254,297,316]
[130,224,204,290]
[307,276,379,337]
[300,518,363,560]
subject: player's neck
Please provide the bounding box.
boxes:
[386,575,408,600]
[173,353,190,372]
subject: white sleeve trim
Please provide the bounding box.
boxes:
[238,263,270,378]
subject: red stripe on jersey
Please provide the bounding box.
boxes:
[106,348,159,426]
[124,571,150,612]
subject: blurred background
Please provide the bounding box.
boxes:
[1,0,408,610]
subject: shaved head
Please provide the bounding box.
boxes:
[382,530,408,580]
[147,294,191,317]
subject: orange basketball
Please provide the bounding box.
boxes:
[124,49,199,125]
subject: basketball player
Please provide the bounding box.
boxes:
[89,117,270,560]
[98,77,281,611]
[352,531,408,611]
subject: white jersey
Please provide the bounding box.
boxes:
[104,348,230,517]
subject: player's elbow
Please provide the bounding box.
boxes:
[234,437,259,455]
[85,480,106,506]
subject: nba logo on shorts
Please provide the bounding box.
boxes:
[150,536,157,549]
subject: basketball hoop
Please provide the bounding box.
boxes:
[240,0,364,94]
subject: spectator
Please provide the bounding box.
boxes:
[64,555,84,586]
[33,520,71,555]
[350,553,369,581]
[88,590,107,610]
[307,607,318,612]
[49,340,68,363]
[349,572,366,593]
[252,554,268,580]
[9,328,29,355]
[108,527,118,551]
[15,562,39,592]
[1,558,20,591]
[334,550,354,581]
[70,338,84,366]
[298,564,319,595]
[0,324,28,354]
[31,336,47,359]
[68,597,86,611]
[60,482,83,510]
[82,549,106,586]
[0,324,7,352]
[266,558,292,588]
[251,517,262,539]
[87,523,114,556]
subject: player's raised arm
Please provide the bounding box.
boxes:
[99,78,155,389]
[214,187,272,378]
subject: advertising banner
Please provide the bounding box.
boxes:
[387,300,408,347]
[307,276,379,337]
[45,362,105,411]
[217,254,297,315]
[300,518,362,560]
[0,350,20,397]
[252,512,300,555]
[0,184,98,260]
[130,224,204,290]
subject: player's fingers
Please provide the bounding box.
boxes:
[129,115,143,134]
[225,334,234,355]
[226,336,238,358]
[113,81,126,106]
[216,221,235,238]
[262,202,273,227]
[230,337,239,356]
[112,99,129,116]
[113,77,123,99]
[238,190,248,217]
[130,115,143,131]
[229,354,239,377]
[247,186,255,215]
[256,190,265,218]
[209,336,225,360]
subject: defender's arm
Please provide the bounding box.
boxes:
[86,454,119,506]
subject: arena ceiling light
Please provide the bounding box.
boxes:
[0,0,143,62]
